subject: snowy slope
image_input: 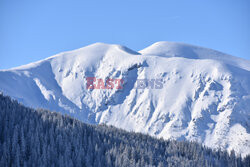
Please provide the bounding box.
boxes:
[0,42,250,157]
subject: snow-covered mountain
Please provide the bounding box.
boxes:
[0,42,250,156]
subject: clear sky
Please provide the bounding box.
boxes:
[0,0,249,69]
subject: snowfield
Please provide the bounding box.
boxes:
[0,41,250,157]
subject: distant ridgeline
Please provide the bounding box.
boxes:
[0,94,249,167]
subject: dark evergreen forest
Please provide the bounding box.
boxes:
[0,94,249,167]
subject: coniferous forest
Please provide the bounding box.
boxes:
[0,94,249,167]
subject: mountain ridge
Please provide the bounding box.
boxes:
[0,41,249,157]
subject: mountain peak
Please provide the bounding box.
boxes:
[79,42,140,55]
[140,41,250,71]
[140,41,225,58]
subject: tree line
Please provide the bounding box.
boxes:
[0,94,249,167]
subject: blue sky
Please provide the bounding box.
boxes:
[0,0,249,69]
